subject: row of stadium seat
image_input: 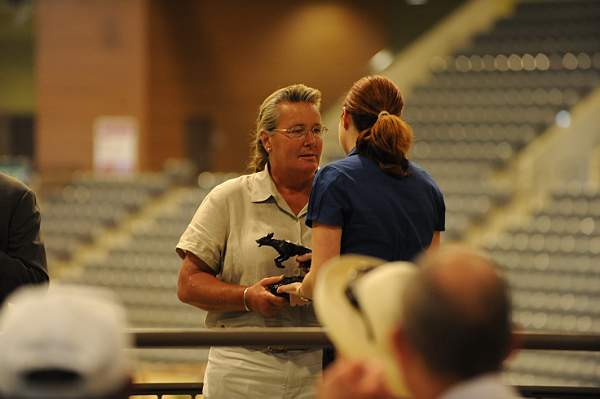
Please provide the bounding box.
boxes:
[410,88,580,107]
[426,70,599,89]
[507,351,600,387]
[41,174,171,262]
[59,184,225,364]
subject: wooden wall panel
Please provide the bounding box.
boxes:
[186,0,388,172]
[36,0,147,172]
[37,0,388,173]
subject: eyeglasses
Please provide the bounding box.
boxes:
[270,125,328,139]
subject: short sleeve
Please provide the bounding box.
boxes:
[306,166,349,228]
[415,163,446,233]
[176,185,230,273]
[433,185,446,232]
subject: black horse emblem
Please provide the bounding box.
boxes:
[256,232,311,269]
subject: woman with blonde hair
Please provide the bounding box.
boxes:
[177,83,326,398]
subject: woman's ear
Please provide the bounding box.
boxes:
[260,131,271,153]
[341,109,351,130]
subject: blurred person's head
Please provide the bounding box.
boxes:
[340,75,413,177]
[392,245,514,398]
[249,84,323,180]
[0,285,132,399]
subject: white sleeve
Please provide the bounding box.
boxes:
[176,184,230,273]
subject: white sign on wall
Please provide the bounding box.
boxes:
[93,116,138,174]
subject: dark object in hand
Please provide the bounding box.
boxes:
[256,232,311,269]
[268,275,304,299]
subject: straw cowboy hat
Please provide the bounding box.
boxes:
[314,255,416,397]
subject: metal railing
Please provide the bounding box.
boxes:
[132,328,600,351]
[129,328,600,398]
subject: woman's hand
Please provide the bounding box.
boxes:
[277,282,311,307]
[296,252,312,272]
[245,275,288,317]
[273,253,313,307]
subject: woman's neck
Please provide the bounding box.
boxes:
[270,167,313,194]
[269,167,313,214]
[267,165,315,193]
[343,128,359,155]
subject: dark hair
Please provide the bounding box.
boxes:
[402,263,512,379]
[343,75,413,177]
[248,84,322,172]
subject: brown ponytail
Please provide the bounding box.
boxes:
[344,75,413,177]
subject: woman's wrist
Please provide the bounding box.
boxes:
[297,284,312,303]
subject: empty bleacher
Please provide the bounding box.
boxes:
[401,0,600,385]
[482,184,600,386]
[399,0,600,242]
[56,173,236,365]
[41,174,170,263]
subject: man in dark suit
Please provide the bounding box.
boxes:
[0,172,48,305]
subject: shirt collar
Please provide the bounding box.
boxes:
[249,166,275,203]
[441,374,519,399]
[249,165,309,218]
[348,147,359,156]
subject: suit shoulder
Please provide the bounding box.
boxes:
[0,173,31,198]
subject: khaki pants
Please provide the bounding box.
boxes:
[203,346,322,399]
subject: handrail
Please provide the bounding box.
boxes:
[129,329,600,398]
[519,332,600,351]
[129,383,600,398]
[133,327,328,348]
[131,328,600,352]
[518,386,600,398]
[131,382,203,397]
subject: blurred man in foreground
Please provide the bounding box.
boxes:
[316,245,520,399]
[0,284,132,399]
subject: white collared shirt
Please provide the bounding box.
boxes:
[176,167,317,328]
[441,374,522,399]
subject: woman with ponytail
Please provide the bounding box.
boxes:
[279,75,445,305]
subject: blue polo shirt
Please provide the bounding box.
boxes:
[307,148,445,261]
